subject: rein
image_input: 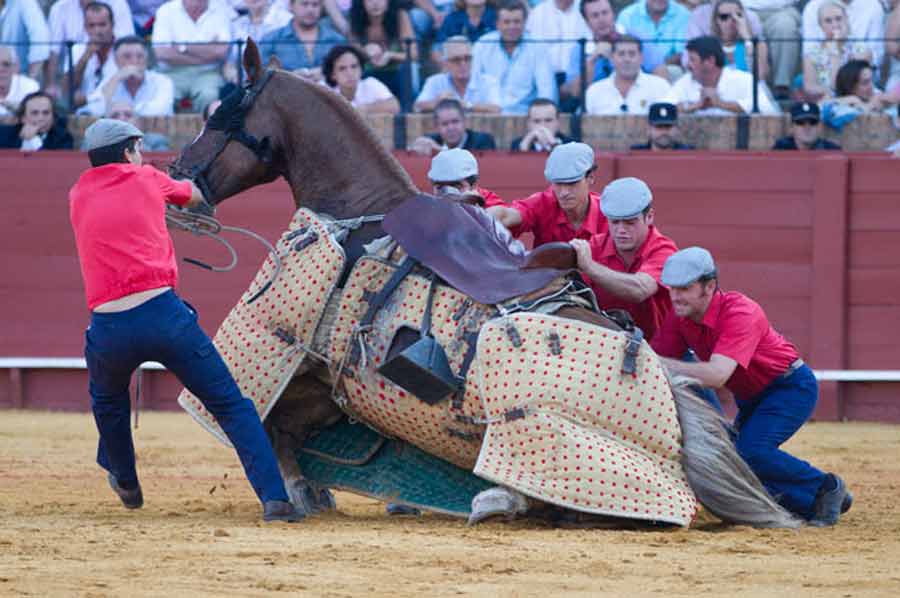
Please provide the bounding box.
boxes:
[166,206,281,304]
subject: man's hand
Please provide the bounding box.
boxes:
[116,64,143,82]
[569,238,594,271]
[700,87,720,108]
[409,136,441,156]
[19,122,41,140]
[593,41,612,60]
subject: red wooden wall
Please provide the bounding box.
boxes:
[1,150,897,420]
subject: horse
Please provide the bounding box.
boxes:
[171,38,799,528]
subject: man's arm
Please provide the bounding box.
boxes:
[658,353,738,389]
[486,205,522,229]
[154,43,229,66]
[571,239,659,303]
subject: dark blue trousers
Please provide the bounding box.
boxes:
[734,365,826,519]
[84,290,289,504]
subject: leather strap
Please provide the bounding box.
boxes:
[357,258,417,329]
[621,327,644,376]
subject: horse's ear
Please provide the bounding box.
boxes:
[266,53,282,71]
[243,37,263,84]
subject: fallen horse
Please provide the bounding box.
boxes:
[170,39,798,528]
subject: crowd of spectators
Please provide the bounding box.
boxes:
[1,0,900,152]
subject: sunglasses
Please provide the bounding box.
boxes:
[447,55,472,64]
[794,119,819,126]
[717,12,739,21]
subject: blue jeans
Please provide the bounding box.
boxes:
[85,290,289,504]
[733,365,826,519]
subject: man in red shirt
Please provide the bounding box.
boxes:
[69,119,301,523]
[487,142,607,247]
[569,177,675,341]
[651,247,851,526]
[427,147,505,209]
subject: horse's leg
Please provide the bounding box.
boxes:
[266,373,343,515]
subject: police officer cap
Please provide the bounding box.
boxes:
[789,101,820,123]
[84,118,144,151]
[428,148,478,183]
[648,102,678,125]
[600,177,653,219]
[661,247,718,287]
[544,142,595,183]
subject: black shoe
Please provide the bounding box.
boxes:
[810,474,848,527]
[107,473,143,509]
[386,503,421,516]
[263,500,304,522]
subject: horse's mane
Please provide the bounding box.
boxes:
[270,70,416,191]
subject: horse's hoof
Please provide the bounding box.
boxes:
[467,487,528,526]
[286,479,336,515]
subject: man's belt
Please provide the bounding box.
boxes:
[779,358,805,380]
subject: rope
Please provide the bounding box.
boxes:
[165,206,281,304]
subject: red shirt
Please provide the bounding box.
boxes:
[478,186,505,208]
[510,187,607,247]
[69,163,193,310]
[586,226,676,340]
[651,291,800,399]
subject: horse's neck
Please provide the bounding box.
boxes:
[282,87,417,219]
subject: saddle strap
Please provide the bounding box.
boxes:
[357,257,417,329]
[419,272,438,337]
[621,327,644,376]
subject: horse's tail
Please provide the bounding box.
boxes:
[668,374,802,529]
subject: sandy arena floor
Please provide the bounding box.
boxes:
[1,410,898,597]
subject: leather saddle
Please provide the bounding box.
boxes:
[382,194,577,305]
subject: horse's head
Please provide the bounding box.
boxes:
[171,38,282,205]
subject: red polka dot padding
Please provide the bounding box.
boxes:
[178,209,345,445]
[329,256,493,469]
[472,313,698,526]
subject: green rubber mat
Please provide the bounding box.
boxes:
[297,418,491,517]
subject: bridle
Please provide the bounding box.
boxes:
[170,69,276,203]
[166,69,282,303]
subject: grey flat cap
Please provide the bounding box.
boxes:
[428,148,478,182]
[544,142,595,183]
[661,247,718,287]
[84,118,143,151]
[601,177,653,219]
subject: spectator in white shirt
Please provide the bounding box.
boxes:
[64,3,119,109]
[45,0,134,97]
[739,0,801,96]
[0,44,38,122]
[323,44,400,114]
[414,35,501,112]
[586,35,671,114]
[0,0,51,79]
[802,0,884,66]
[152,0,231,113]
[525,0,592,80]
[667,35,779,114]
[81,35,175,116]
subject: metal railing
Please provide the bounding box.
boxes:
[2,36,896,118]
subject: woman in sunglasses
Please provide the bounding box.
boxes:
[801,0,870,102]
[709,0,769,81]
